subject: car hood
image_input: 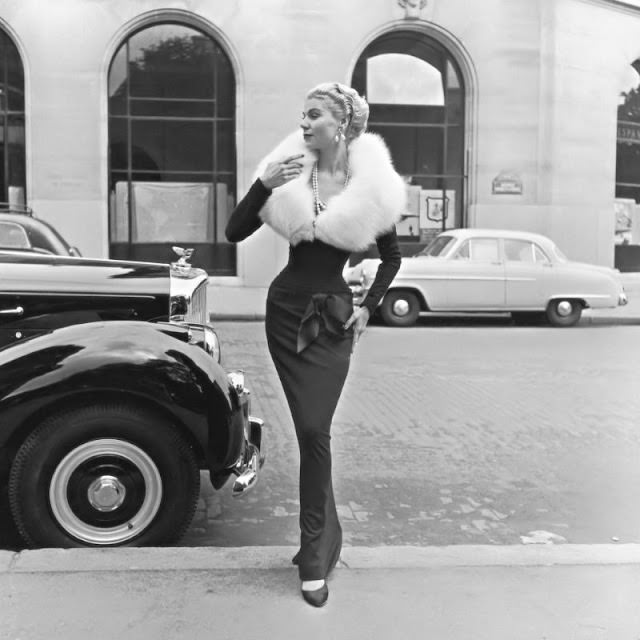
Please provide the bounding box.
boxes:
[1,253,170,296]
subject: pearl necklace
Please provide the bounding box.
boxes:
[312,162,350,218]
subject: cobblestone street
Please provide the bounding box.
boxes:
[182,318,640,548]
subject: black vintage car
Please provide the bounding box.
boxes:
[0,248,265,548]
[0,205,82,257]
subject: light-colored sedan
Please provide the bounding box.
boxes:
[346,228,628,327]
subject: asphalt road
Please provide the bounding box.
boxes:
[2,317,639,550]
[180,318,640,549]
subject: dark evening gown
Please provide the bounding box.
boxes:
[226,178,401,581]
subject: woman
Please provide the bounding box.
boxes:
[226,82,406,607]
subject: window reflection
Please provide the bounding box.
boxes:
[616,62,640,247]
[352,31,465,245]
[108,23,237,275]
[0,30,25,208]
[367,54,444,105]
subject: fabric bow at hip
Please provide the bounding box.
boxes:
[296,293,351,353]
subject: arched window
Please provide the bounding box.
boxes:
[108,23,236,274]
[352,31,465,244]
[0,29,26,209]
[616,61,640,249]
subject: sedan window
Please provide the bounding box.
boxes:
[504,239,550,264]
[454,238,500,262]
[0,222,30,249]
[416,235,455,257]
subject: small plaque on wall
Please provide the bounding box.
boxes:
[492,171,523,195]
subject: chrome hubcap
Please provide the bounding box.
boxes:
[556,301,573,316]
[88,475,126,512]
[392,299,410,317]
[49,438,163,545]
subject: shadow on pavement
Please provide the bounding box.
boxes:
[0,484,24,551]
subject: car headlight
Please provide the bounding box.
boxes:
[188,324,221,363]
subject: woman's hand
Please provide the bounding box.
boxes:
[260,154,305,190]
[344,306,370,352]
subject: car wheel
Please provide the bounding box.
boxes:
[546,299,582,327]
[8,404,200,548]
[380,291,420,327]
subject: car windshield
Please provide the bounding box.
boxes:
[415,235,455,257]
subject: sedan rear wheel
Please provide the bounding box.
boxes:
[546,299,582,327]
[8,404,200,548]
[380,291,420,327]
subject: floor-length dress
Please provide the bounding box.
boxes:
[226,178,400,581]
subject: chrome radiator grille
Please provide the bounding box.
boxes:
[184,281,208,325]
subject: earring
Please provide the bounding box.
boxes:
[335,127,345,143]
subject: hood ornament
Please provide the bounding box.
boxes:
[171,246,195,276]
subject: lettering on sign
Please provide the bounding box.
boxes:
[617,121,640,145]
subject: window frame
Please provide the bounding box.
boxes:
[107,21,237,275]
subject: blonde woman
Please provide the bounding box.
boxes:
[226,82,406,607]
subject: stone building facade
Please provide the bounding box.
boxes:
[1,0,640,314]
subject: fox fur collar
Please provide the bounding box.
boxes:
[252,131,407,252]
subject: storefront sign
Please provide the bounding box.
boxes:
[492,171,523,195]
[617,121,640,145]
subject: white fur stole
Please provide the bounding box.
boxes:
[252,131,407,252]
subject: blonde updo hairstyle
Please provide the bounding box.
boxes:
[306,82,369,143]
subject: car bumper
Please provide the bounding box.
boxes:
[227,370,266,498]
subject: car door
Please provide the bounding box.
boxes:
[444,237,506,309]
[504,239,550,309]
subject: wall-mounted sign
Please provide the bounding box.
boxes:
[617,120,640,145]
[492,171,523,195]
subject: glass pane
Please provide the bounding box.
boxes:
[7,115,25,191]
[446,62,463,124]
[446,125,464,176]
[215,54,235,118]
[616,140,640,188]
[369,103,445,125]
[128,25,216,100]
[366,54,444,106]
[131,119,213,173]
[212,174,236,242]
[109,118,128,170]
[6,45,24,112]
[108,44,127,115]
[469,238,499,262]
[369,124,444,176]
[216,120,235,173]
[505,239,535,262]
[130,98,214,118]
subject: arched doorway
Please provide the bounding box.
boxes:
[0,28,26,210]
[352,30,466,249]
[108,22,237,274]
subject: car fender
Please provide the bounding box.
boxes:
[543,264,623,309]
[0,320,240,473]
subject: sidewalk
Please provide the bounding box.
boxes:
[2,544,640,639]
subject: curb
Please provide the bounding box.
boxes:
[3,544,640,574]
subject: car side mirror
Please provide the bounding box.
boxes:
[69,246,82,257]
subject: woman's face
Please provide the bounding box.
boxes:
[300,97,343,151]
